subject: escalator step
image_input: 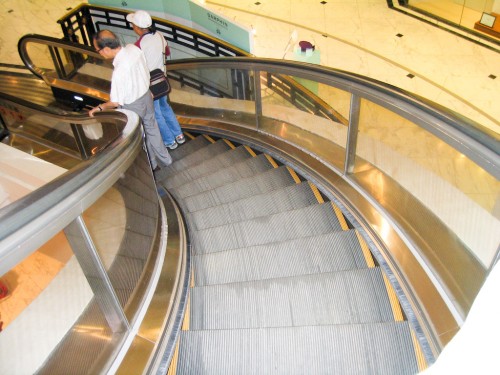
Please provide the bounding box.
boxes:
[165,146,253,189]
[170,153,274,201]
[163,139,230,174]
[188,182,318,230]
[176,322,419,375]
[193,229,368,286]
[168,134,211,162]
[190,267,393,329]
[182,165,297,213]
[193,202,343,254]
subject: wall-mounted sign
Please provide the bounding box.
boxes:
[188,0,252,53]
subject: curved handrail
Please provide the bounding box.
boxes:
[18,33,101,80]
[54,4,343,123]
[202,2,500,130]
[160,57,499,355]
[17,34,111,105]
[0,106,141,275]
[167,57,500,178]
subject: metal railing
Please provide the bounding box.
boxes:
[162,57,499,359]
[55,4,343,122]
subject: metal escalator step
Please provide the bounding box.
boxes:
[193,230,367,286]
[193,202,342,254]
[182,165,297,213]
[169,154,273,200]
[165,146,253,189]
[188,182,318,230]
[168,134,211,162]
[176,322,419,375]
[163,139,230,174]
[190,267,393,329]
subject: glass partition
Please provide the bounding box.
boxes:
[171,67,257,123]
[355,98,499,267]
[260,73,351,169]
[0,97,124,164]
[407,0,499,39]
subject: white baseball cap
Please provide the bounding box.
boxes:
[126,10,152,28]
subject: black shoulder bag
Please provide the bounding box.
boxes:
[139,33,171,100]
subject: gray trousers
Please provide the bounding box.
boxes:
[123,91,172,169]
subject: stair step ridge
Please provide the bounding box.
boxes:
[193,229,368,286]
[189,182,319,230]
[190,267,394,329]
[164,139,230,175]
[176,322,418,375]
[168,134,211,162]
[193,202,342,254]
[169,153,273,201]
[165,146,253,189]
[182,165,298,213]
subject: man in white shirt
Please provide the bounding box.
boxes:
[89,29,172,170]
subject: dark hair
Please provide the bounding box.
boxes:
[93,30,121,50]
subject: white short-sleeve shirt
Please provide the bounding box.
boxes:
[138,32,165,72]
[110,44,150,105]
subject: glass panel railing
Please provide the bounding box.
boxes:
[81,153,161,319]
[0,237,102,375]
[1,152,158,373]
[18,35,112,106]
[0,102,165,373]
[260,73,350,170]
[0,96,124,165]
[356,98,499,267]
[170,67,257,124]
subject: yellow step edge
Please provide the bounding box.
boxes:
[203,134,216,143]
[382,273,404,322]
[286,166,301,184]
[331,203,349,231]
[244,145,257,157]
[181,293,190,331]
[264,154,279,168]
[308,181,324,204]
[223,139,236,149]
[184,131,195,140]
[167,342,180,375]
[355,230,376,268]
[411,330,429,372]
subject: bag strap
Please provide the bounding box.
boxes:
[134,32,151,49]
[160,35,168,74]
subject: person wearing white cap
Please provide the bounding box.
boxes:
[127,10,185,150]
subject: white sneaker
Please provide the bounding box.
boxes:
[166,141,178,150]
[175,134,186,144]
